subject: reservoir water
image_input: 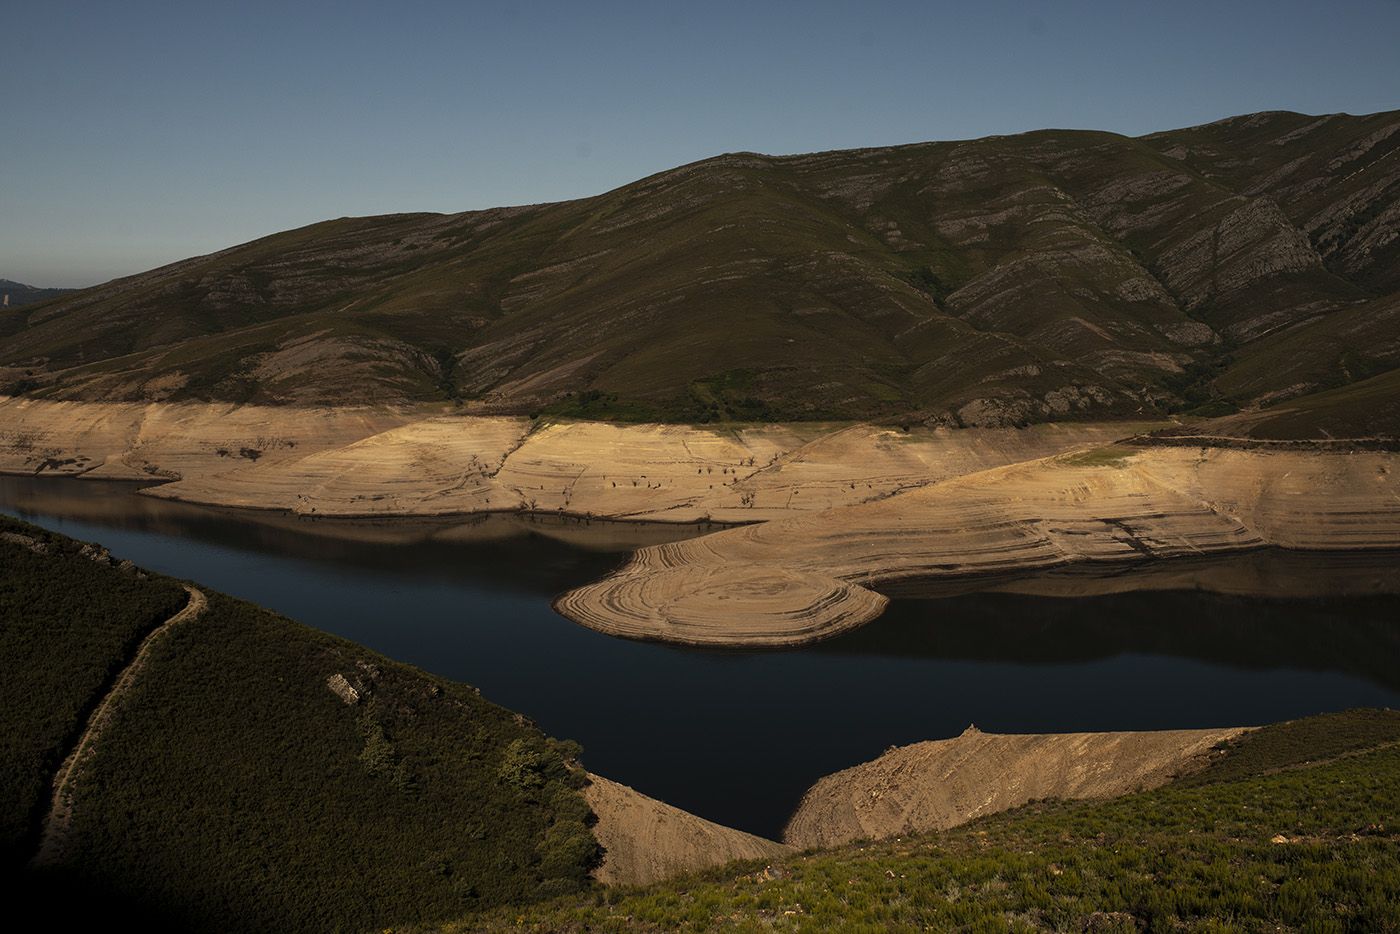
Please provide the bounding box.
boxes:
[4,474,1399,839]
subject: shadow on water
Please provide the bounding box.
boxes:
[832,588,1400,690]
[3,474,1399,840]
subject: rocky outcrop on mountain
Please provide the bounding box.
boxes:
[1143,111,1400,293]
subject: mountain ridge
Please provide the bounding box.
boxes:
[3,109,1397,430]
[0,280,76,309]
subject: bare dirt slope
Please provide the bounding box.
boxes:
[583,774,790,886]
[0,397,1150,522]
[557,445,1400,646]
[0,397,415,482]
[784,724,1247,850]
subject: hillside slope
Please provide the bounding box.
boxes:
[454,710,1400,932]
[0,525,187,867]
[0,515,600,931]
[3,110,1397,428]
[1,513,808,928]
[783,725,1245,849]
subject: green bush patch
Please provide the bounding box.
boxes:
[0,516,187,867]
[2,517,598,931]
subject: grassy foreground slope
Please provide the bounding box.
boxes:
[453,711,1400,933]
[0,516,598,932]
[3,111,1397,431]
[0,519,187,867]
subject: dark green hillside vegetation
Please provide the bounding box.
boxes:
[1229,367,1400,440]
[0,516,187,867]
[457,710,1400,932]
[4,110,1398,433]
[42,593,598,931]
[1141,112,1400,294]
[1,519,598,932]
[1178,707,1400,786]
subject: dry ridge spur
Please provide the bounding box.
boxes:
[555,443,1400,646]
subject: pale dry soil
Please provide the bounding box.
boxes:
[7,398,1369,888]
[905,546,1400,601]
[558,445,1400,646]
[583,775,791,886]
[589,721,1248,883]
[5,399,1398,648]
[783,725,1246,849]
[0,397,1154,522]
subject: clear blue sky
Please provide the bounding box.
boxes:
[4,0,1398,287]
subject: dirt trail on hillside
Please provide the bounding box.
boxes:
[31,586,207,867]
[583,774,790,885]
[784,725,1247,849]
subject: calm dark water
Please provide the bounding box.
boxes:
[4,475,1399,839]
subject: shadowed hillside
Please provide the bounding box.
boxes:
[0,515,600,932]
[2,110,1397,429]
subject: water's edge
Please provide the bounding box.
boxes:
[4,474,1398,839]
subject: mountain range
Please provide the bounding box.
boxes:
[2,109,1397,430]
[0,280,75,310]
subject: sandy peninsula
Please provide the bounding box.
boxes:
[589,723,1248,881]
[558,444,1400,646]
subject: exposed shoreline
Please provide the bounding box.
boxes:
[875,544,1400,601]
[0,397,1162,523]
[554,543,1400,650]
[556,444,1400,646]
[5,398,1399,648]
[0,468,758,532]
[582,774,791,886]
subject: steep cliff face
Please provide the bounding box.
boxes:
[3,111,1397,427]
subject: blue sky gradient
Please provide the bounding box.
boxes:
[4,0,1398,286]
